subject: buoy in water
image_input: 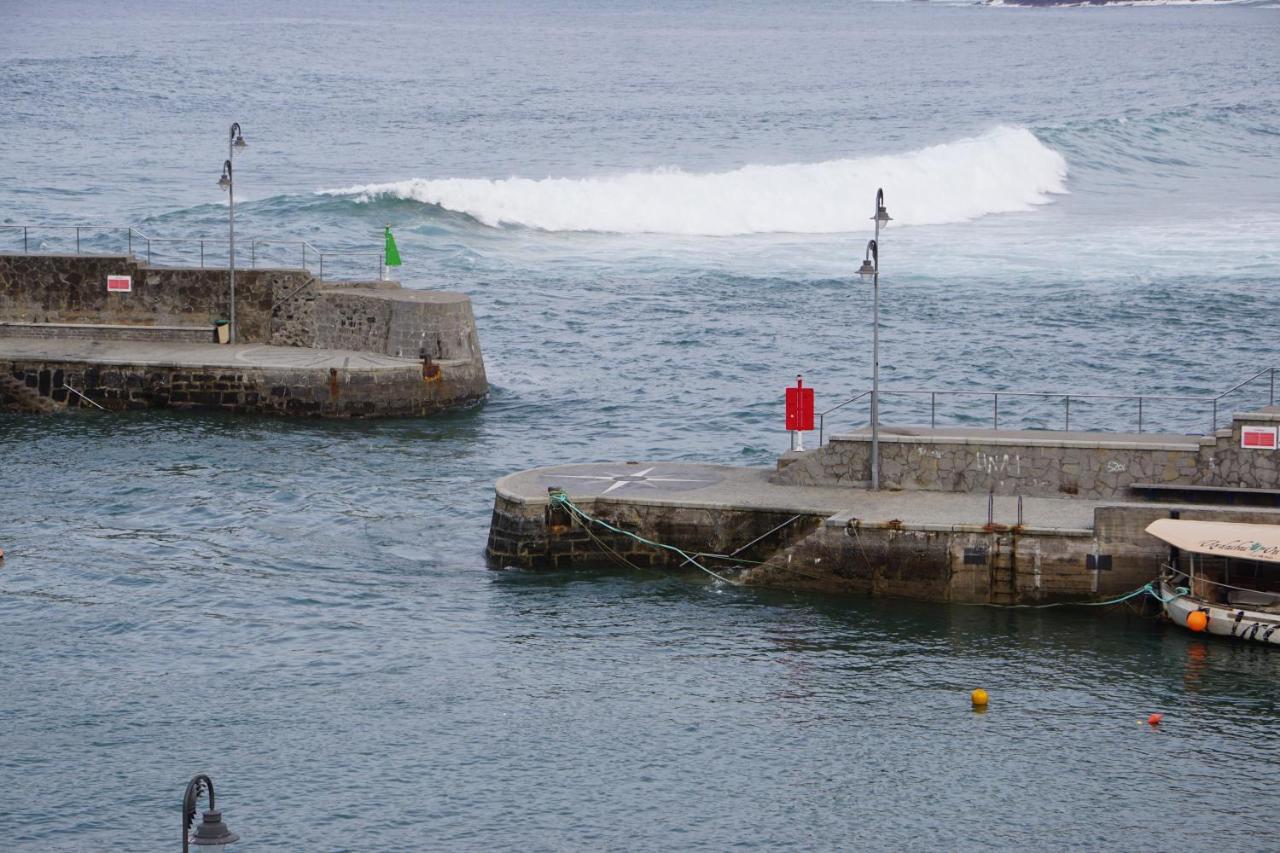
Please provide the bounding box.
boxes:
[1148,713,1164,726]
[971,688,989,707]
[1187,611,1208,632]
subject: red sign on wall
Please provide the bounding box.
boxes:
[785,376,814,432]
[1242,426,1278,450]
[106,275,132,293]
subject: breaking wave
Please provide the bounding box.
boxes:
[321,126,1068,235]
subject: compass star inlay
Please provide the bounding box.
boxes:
[555,466,713,495]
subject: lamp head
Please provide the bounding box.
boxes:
[232,135,247,153]
[218,160,232,190]
[873,187,891,224]
[858,239,878,278]
[191,809,239,847]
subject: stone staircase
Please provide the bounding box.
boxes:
[0,373,60,414]
[0,321,215,344]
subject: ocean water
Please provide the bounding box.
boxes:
[2,1,1280,849]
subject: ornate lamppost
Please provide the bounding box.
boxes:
[857,188,892,489]
[216,123,247,343]
[183,773,239,851]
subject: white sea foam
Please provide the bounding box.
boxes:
[321,126,1068,235]
[987,0,1251,6]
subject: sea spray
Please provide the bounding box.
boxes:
[321,126,1068,236]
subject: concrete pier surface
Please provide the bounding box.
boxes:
[494,461,1100,529]
[0,337,421,370]
[488,407,1280,603]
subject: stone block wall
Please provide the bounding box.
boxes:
[486,493,823,571]
[272,286,483,362]
[776,410,1280,499]
[743,520,1102,603]
[0,253,309,343]
[1,356,487,417]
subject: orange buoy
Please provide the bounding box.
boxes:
[1186,611,1208,632]
[1148,713,1164,726]
[971,688,989,707]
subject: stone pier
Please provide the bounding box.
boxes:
[0,252,488,416]
[487,409,1280,603]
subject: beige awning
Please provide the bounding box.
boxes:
[1145,518,1280,564]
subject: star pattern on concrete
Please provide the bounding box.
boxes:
[555,466,713,495]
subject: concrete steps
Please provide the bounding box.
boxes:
[0,321,215,344]
[0,373,60,414]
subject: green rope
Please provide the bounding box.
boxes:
[550,492,742,586]
[960,582,1189,610]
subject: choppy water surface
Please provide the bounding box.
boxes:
[3,0,1280,849]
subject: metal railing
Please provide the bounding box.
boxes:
[0,224,385,282]
[817,367,1279,446]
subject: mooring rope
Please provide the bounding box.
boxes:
[550,492,743,585]
[958,582,1189,610]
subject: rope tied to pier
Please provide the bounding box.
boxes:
[548,491,743,586]
[961,582,1188,610]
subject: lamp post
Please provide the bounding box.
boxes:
[217,123,247,344]
[857,188,892,490]
[183,773,239,851]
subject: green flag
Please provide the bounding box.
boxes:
[384,225,402,267]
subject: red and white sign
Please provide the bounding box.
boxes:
[106,275,132,293]
[785,375,814,432]
[1242,426,1278,450]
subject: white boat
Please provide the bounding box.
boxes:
[1146,518,1280,645]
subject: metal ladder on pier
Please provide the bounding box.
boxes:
[989,534,1018,606]
[0,373,60,414]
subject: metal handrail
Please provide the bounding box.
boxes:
[816,391,870,446]
[0,223,384,282]
[817,367,1278,445]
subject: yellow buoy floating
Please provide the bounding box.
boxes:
[971,688,989,707]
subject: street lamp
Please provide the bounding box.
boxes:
[858,188,891,490]
[218,122,247,344]
[183,773,239,851]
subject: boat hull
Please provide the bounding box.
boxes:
[1162,581,1280,645]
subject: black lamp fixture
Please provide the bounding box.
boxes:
[183,773,239,852]
[872,187,892,226]
[857,240,878,278]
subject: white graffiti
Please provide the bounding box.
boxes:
[975,451,1022,476]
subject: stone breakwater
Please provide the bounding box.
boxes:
[0,339,483,417]
[0,253,488,416]
[487,413,1280,603]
